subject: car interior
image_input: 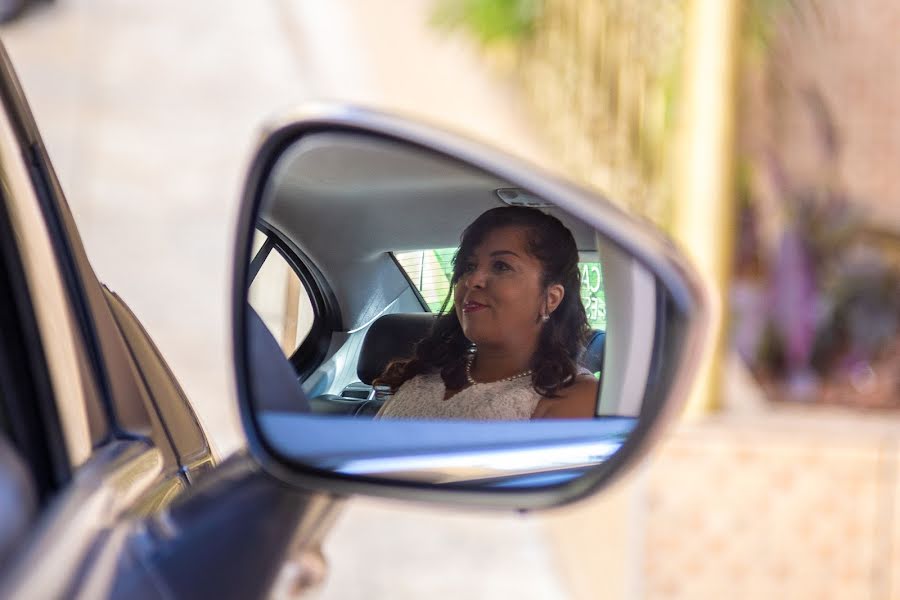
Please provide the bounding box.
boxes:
[247,131,657,421]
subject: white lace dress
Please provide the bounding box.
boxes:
[376,374,538,420]
[376,368,591,420]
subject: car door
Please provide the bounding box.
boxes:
[0,38,189,591]
[0,43,342,599]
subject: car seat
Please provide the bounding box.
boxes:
[247,306,311,413]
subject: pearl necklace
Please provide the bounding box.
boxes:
[465,352,533,386]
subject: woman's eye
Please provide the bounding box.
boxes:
[463,262,476,273]
[493,261,512,272]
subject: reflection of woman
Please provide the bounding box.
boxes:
[376,206,599,420]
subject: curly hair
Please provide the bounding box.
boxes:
[375,206,590,397]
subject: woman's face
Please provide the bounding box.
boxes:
[454,225,562,351]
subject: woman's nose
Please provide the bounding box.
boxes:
[466,268,488,288]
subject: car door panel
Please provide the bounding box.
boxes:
[0,39,314,600]
[115,455,338,600]
[0,441,166,598]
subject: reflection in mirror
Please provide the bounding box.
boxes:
[243,131,667,487]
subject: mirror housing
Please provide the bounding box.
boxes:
[232,104,712,510]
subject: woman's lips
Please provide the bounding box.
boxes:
[462,301,487,313]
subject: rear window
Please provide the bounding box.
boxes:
[249,230,316,356]
[394,249,607,330]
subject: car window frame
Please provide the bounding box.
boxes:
[0,44,200,480]
[0,51,105,478]
[253,221,341,380]
[0,197,71,501]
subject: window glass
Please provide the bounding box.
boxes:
[249,231,315,356]
[394,249,455,312]
[579,262,606,330]
[394,249,607,329]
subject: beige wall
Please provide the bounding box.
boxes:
[741,0,900,242]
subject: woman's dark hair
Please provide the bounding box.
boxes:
[376,206,590,397]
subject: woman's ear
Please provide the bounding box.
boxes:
[546,284,565,314]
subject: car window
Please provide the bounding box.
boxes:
[394,249,456,312]
[249,230,316,356]
[394,248,607,329]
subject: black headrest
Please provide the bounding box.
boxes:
[358,313,436,385]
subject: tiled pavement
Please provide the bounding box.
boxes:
[546,380,900,600]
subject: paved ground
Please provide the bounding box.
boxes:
[0,1,570,598]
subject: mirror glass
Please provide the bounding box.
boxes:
[243,131,671,488]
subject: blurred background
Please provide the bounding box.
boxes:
[2,0,899,598]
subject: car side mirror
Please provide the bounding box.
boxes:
[231,104,711,509]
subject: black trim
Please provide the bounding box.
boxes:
[0,192,69,499]
[638,278,673,419]
[248,236,274,285]
[271,244,328,379]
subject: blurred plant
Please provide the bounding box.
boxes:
[430,0,540,45]
[745,0,816,52]
[733,88,900,405]
[818,247,900,370]
[429,0,685,227]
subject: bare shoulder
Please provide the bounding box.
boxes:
[532,374,599,419]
